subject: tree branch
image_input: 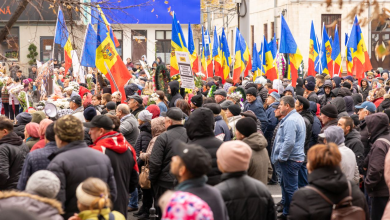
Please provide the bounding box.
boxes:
[0,0,30,44]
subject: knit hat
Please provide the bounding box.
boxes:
[214,89,227,97]
[343,81,352,89]
[138,110,153,122]
[146,104,160,119]
[83,107,97,121]
[16,112,32,125]
[227,104,241,116]
[269,92,280,102]
[236,117,257,137]
[39,119,53,139]
[31,111,46,124]
[54,115,84,142]
[25,122,40,138]
[320,104,338,118]
[306,81,315,91]
[217,141,252,172]
[25,170,60,199]
[246,87,257,97]
[106,101,116,110]
[191,94,203,107]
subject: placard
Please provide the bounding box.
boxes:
[175,51,195,89]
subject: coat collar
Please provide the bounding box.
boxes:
[220,171,247,181]
[48,140,87,161]
[175,176,207,191]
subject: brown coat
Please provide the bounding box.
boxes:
[140,117,166,161]
[242,132,272,184]
[382,149,390,220]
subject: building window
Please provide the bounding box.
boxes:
[264,23,268,42]
[321,14,341,42]
[271,22,274,38]
[0,27,19,62]
[155,30,171,63]
[113,30,123,60]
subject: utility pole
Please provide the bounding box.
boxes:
[239,0,250,44]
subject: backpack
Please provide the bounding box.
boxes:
[305,181,366,220]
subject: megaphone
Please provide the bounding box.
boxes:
[44,103,59,118]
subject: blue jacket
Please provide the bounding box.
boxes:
[264,102,279,149]
[17,141,58,190]
[243,98,268,132]
[271,109,306,164]
[214,115,231,142]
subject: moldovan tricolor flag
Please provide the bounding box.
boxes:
[188,23,199,73]
[279,15,302,87]
[347,16,372,83]
[95,11,131,102]
[321,25,333,77]
[170,12,188,77]
[54,7,72,74]
[331,25,342,76]
[233,28,245,83]
[262,36,277,81]
[308,21,319,76]
[345,33,353,76]
[221,28,231,80]
[251,43,261,80]
[213,26,223,83]
[239,34,251,77]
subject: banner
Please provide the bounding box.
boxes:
[175,51,195,89]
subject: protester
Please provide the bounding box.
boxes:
[105,101,116,115]
[215,141,276,220]
[116,103,139,147]
[190,94,203,110]
[47,115,117,219]
[355,101,377,156]
[244,87,268,132]
[134,110,153,157]
[214,89,227,105]
[155,90,168,115]
[319,80,333,107]
[226,104,242,139]
[146,104,160,119]
[289,143,369,220]
[254,76,268,103]
[31,118,53,151]
[14,112,32,139]
[167,80,183,108]
[204,103,231,141]
[319,104,338,134]
[24,122,40,149]
[127,95,145,119]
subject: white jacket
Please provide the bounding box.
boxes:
[228,115,242,139]
[338,143,359,184]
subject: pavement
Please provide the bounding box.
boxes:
[127,184,282,220]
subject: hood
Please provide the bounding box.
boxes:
[330,97,346,113]
[0,132,23,146]
[345,129,361,142]
[365,112,389,141]
[185,107,215,140]
[380,98,390,110]
[169,80,180,96]
[92,131,130,154]
[331,88,339,97]
[284,86,294,94]
[16,112,32,125]
[139,121,151,133]
[296,78,304,87]
[242,132,267,151]
[352,93,363,106]
[309,167,348,194]
[324,80,332,88]
[343,96,354,115]
[151,117,166,137]
[309,101,317,116]
[300,109,314,124]
[156,56,164,65]
[337,87,352,97]
[360,78,370,88]
[332,76,341,88]
[124,83,138,97]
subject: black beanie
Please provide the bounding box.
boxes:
[228,104,241,116]
[191,95,203,107]
[320,104,338,118]
[236,117,257,137]
[246,87,257,97]
[343,81,352,89]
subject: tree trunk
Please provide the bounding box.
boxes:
[0,0,30,44]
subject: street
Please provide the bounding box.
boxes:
[127,184,282,220]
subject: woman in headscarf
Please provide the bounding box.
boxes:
[24,122,40,149]
[30,119,53,152]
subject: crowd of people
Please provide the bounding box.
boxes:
[1,57,390,220]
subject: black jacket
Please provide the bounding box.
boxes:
[185,108,223,186]
[357,120,371,157]
[149,124,189,188]
[377,98,390,112]
[215,171,276,220]
[296,78,305,97]
[307,91,319,103]
[344,129,365,173]
[168,81,183,108]
[257,86,268,104]
[300,109,313,154]
[0,132,28,190]
[360,79,371,101]
[134,122,152,157]
[289,167,369,220]
[47,141,117,220]
[131,106,145,119]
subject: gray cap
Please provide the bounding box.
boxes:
[26,170,60,199]
[318,126,345,145]
[165,107,184,121]
[220,100,235,110]
[127,95,143,104]
[214,89,227,97]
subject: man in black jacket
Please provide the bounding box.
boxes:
[171,142,228,220]
[127,95,145,119]
[0,117,29,190]
[86,115,139,217]
[355,101,377,156]
[215,140,276,220]
[149,107,188,217]
[14,112,32,139]
[47,115,117,219]
[167,80,183,108]
[338,116,364,174]
[185,107,223,185]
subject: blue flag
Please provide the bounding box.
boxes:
[81,23,97,67]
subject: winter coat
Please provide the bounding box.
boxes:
[330,97,349,118]
[264,102,280,150]
[271,109,306,164]
[47,140,117,220]
[373,97,384,108]
[77,208,125,220]
[90,132,138,217]
[242,133,271,184]
[337,87,352,97]
[289,167,369,220]
[307,91,319,103]
[130,106,145,119]
[214,115,231,142]
[309,101,322,147]
[134,122,152,157]
[168,81,183,108]
[14,113,32,139]
[338,143,359,183]
[228,115,242,139]
[0,132,28,190]
[243,97,268,132]
[186,108,223,186]
[364,113,390,197]
[343,96,355,115]
[149,124,189,188]
[83,127,92,146]
[176,176,229,220]
[296,78,305,96]
[378,98,390,112]
[320,118,338,134]
[316,85,325,96]
[360,79,371,101]
[257,86,268,103]
[357,120,371,157]
[352,93,363,106]
[0,191,63,220]
[319,93,332,108]
[300,109,314,154]
[382,149,390,219]
[140,117,166,161]
[17,142,58,191]
[25,137,40,149]
[344,129,365,174]
[215,171,276,220]
[119,113,139,147]
[332,76,342,88]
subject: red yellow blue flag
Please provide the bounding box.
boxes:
[54,7,72,74]
[308,21,319,76]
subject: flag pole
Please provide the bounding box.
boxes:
[51,6,61,60]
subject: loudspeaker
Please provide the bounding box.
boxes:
[44,103,58,118]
